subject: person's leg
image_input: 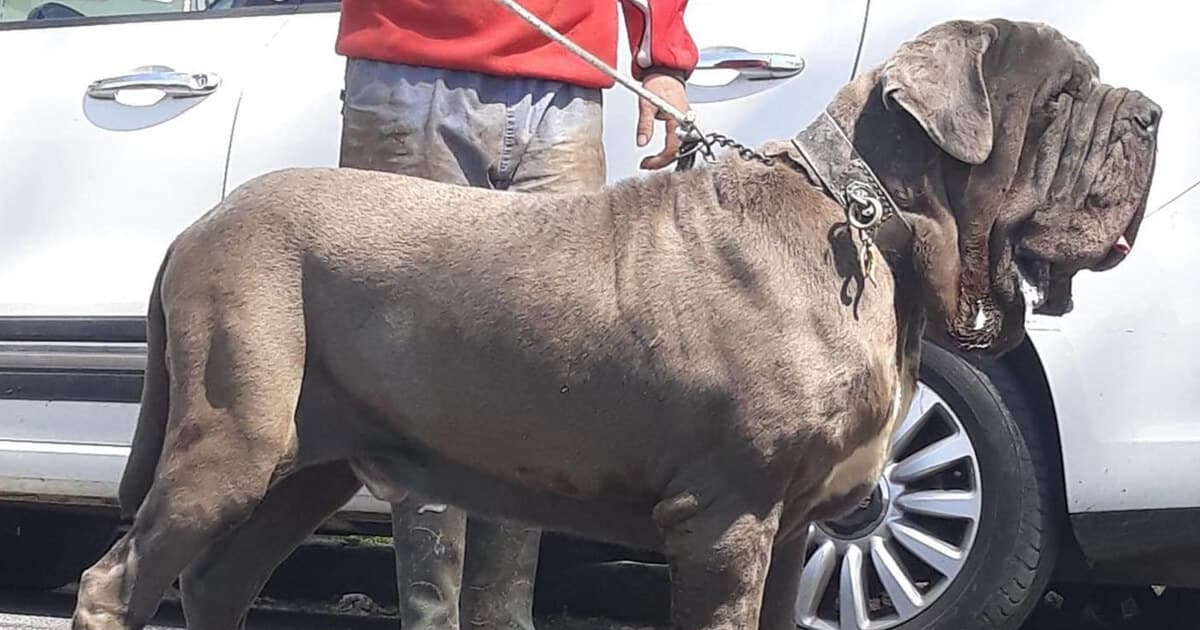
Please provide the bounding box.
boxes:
[339,58,571,630]
[339,58,502,186]
[388,500,468,630]
[454,80,609,630]
[457,519,541,630]
[340,58,506,630]
[505,84,607,194]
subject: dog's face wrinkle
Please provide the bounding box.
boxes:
[1020,87,1157,275]
[982,80,1153,331]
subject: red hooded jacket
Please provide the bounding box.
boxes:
[335,0,699,90]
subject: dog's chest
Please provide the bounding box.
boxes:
[815,376,904,503]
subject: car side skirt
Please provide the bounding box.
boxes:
[0,316,147,404]
[1062,508,1200,589]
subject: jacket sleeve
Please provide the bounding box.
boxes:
[618,0,699,82]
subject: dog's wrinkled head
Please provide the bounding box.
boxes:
[836,18,1160,356]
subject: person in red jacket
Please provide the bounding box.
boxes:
[337,0,698,171]
[333,2,698,630]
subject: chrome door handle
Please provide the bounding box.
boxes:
[687,47,805,104]
[87,69,221,99]
[695,47,805,80]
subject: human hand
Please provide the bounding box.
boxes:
[636,72,690,170]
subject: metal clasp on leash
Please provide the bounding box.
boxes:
[674,112,708,171]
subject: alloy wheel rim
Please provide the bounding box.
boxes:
[795,383,983,630]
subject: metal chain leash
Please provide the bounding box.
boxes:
[674,131,775,171]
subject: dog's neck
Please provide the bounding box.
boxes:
[820,70,957,349]
[796,72,936,379]
[709,146,926,384]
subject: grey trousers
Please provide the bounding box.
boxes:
[338,58,607,630]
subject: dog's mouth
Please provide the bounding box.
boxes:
[1092,221,1138,271]
[1014,251,1071,316]
[1013,219,1136,317]
[1014,252,1051,312]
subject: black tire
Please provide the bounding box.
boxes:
[0,507,119,590]
[894,342,1062,630]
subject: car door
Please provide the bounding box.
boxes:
[0,1,310,505]
[0,3,297,320]
[604,0,871,183]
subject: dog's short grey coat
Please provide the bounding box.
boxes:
[71,18,1160,630]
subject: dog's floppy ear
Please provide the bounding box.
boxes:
[880,20,997,165]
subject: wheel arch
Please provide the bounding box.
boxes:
[992,339,1064,490]
[985,337,1090,579]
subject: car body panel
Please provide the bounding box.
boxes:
[224,9,345,191]
[0,13,292,318]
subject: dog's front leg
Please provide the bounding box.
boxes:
[757,532,807,630]
[654,487,781,630]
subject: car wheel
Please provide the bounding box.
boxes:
[794,342,1060,630]
[0,508,119,590]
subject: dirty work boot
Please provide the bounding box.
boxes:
[392,497,467,629]
[460,518,541,630]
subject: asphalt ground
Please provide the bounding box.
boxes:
[1,536,1196,630]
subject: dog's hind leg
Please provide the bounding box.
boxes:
[654,473,782,630]
[72,292,307,630]
[178,461,362,630]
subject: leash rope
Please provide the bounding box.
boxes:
[491,0,694,129]
[492,0,774,171]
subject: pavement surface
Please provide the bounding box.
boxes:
[4,585,1198,630]
[0,590,659,630]
[3,588,1200,630]
[2,537,1196,630]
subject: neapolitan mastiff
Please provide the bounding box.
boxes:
[72,18,1160,630]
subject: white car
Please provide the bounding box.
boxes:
[0,1,1196,629]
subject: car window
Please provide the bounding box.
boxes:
[0,0,338,25]
[1,0,191,22]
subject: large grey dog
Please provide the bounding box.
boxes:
[72,18,1160,630]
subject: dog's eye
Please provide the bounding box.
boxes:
[1134,110,1158,132]
[1065,64,1092,95]
[1043,92,1068,117]
[890,185,914,207]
